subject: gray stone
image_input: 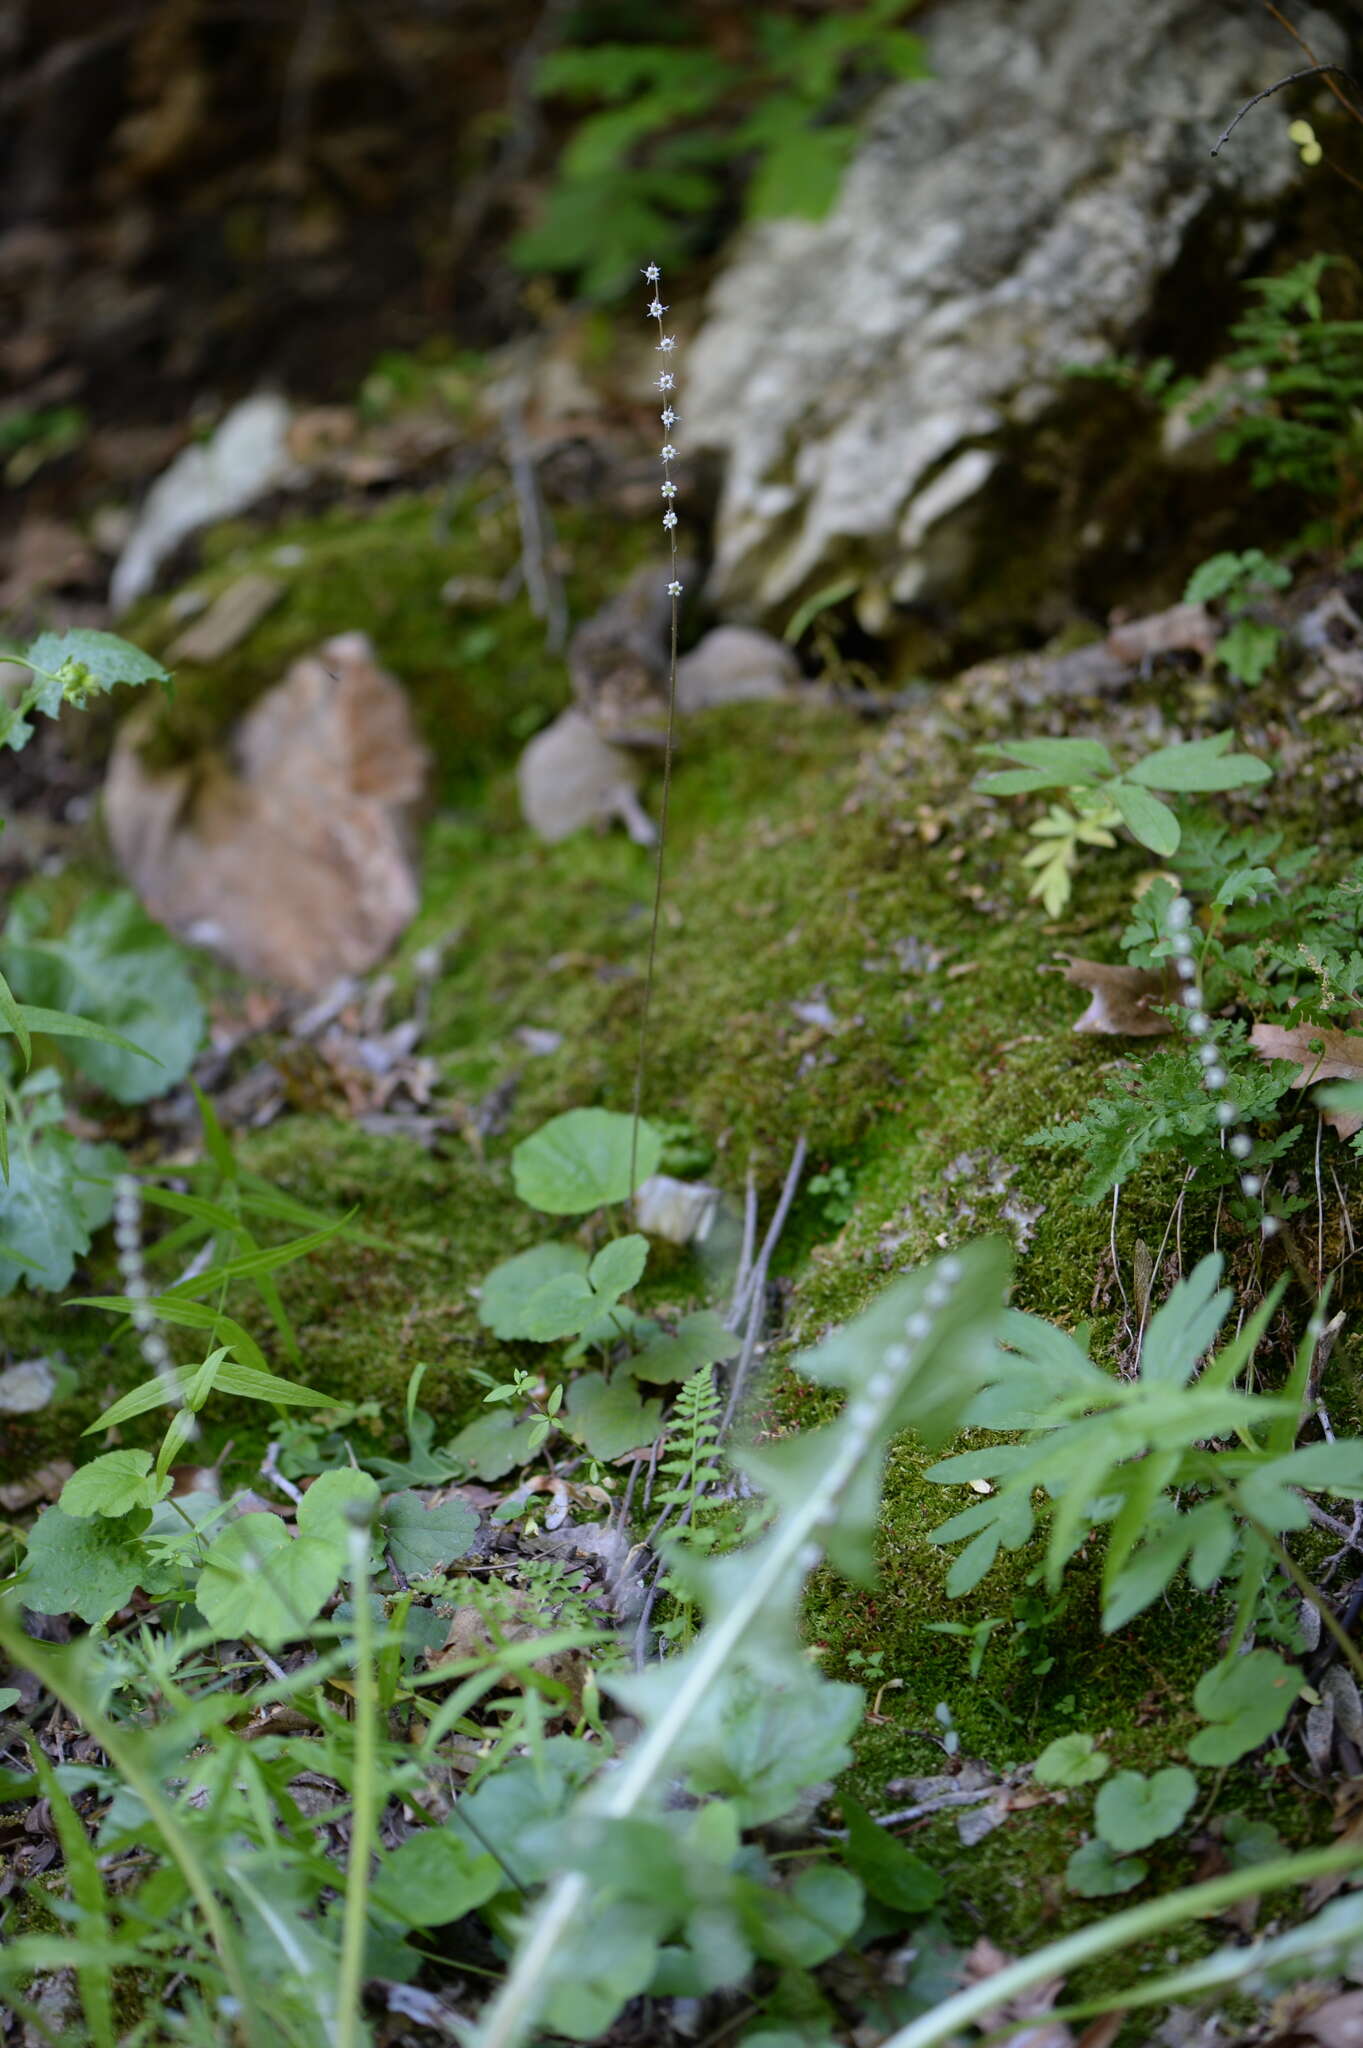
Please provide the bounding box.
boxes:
[517,708,654,844]
[675,625,798,714]
[0,1356,57,1414]
[685,0,1345,622]
[632,1173,723,1245]
[111,394,299,611]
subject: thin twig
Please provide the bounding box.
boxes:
[501,377,567,653]
[1210,61,1362,156]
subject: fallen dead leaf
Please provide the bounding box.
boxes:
[0,1460,73,1511]
[1053,956,1176,1036]
[1249,1023,1363,1137]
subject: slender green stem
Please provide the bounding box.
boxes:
[337,1522,379,2048]
[1243,1507,1363,1693]
[877,1843,1363,2048]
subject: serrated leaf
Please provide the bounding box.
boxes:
[1032,1732,1110,1788]
[839,1794,943,1912]
[21,629,168,696]
[1,890,200,1104]
[1094,1767,1196,1852]
[0,1072,122,1295]
[1110,781,1181,857]
[60,1451,166,1519]
[195,1515,339,1647]
[564,1372,664,1460]
[1188,1649,1298,1765]
[512,1108,662,1214]
[370,1828,501,1928]
[628,1309,740,1384]
[21,1506,147,1623]
[478,1242,588,1339]
[380,1490,480,1576]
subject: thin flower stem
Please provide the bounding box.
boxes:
[629,263,684,1212]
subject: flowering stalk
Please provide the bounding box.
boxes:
[629,263,683,1207]
[1165,892,1276,1235]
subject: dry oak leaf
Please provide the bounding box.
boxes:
[1053,956,1176,1037]
[1249,1024,1363,1137]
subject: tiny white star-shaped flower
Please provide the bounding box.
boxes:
[656,372,675,390]
[657,334,677,353]
[661,444,676,460]
[661,407,678,427]
[660,480,677,497]
[647,298,666,318]
[663,510,678,529]
[667,580,683,596]
[643,263,660,281]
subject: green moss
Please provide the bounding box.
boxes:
[119,486,651,804]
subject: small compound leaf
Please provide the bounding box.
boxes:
[1188,1649,1299,1765]
[839,1794,943,1913]
[21,1505,146,1623]
[1065,1838,1147,1898]
[380,1490,480,1577]
[564,1372,664,1460]
[1032,1733,1110,1788]
[512,1108,661,1215]
[478,1242,589,1339]
[1093,1767,1196,1853]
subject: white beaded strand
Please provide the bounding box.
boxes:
[643,264,683,598]
[113,1173,198,1433]
[1166,893,1277,1236]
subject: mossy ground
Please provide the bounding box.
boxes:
[4,481,1361,1997]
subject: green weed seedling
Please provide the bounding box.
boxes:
[977,731,1272,916]
[1184,548,1291,686]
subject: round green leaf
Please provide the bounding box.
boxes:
[1188,1648,1298,1765]
[196,1514,339,1647]
[512,1109,661,1215]
[1065,1838,1147,1897]
[379,1490,479,1577]
[1032,1732,1110,1788]
[370,1828,501,1927]
[21,1504,146,1624]
[1094,1766,1196,1853]
[477,1242,588,1339]
[295,1468,380,1561]
[563,1372,664,1460]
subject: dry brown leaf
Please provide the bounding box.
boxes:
[962,1936,1072,2048]
[1249,1023,1363,1137]
[1298,1991,1363,2047]
[1054,956,1176,1037]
